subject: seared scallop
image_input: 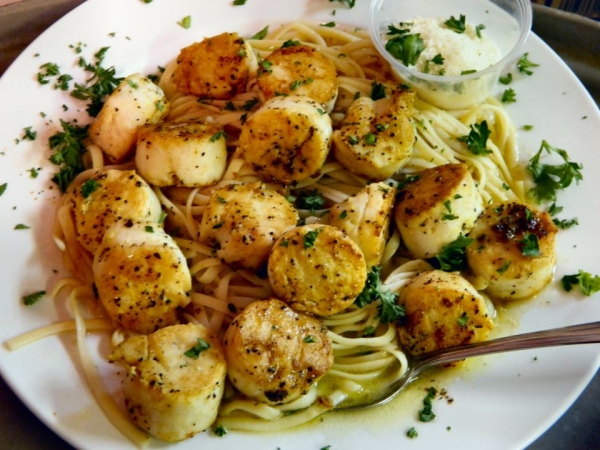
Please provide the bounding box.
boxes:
[465,201,557,301]
[172,32,258,100]
[332,88,415,181]
[398,270,494,356]
[89,73,169,163]
[236,95,333,184]
[93,220,192,334]
[257,44,338,112]
[268,224,367,316]
[198,182,299,270]
[329,182,395,268]
[109,323,226,442]
[135,121,227,188]
[394,163,483,260]
[223,298,333,405]
[70,169,162,255]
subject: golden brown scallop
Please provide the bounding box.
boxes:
[70,169,162,255]
[110,323,226,442]
[398,270,495,356]
[198,182,299,270]
[93,221,192,334]
[89,73,169,163]
[257,44,338,112]
[329,182,396,269]
[223,298,333,405]
[172,32,258,100]
[394,163,483,259]
[465,201,557,301]
[332,87,415,181]
[268,224,367,316]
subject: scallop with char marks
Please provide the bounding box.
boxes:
[172,32,258,100]
[465,201,557,301]
[394,163,483,260]
[236,95,333,184]
[223,298,333,405]
[398,269,495,356]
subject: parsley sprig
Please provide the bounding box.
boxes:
[527,140,583,203]
[432,234,474,272]
[458,121,492,155]
[48,119,90,192]
[355,266,405,324]
[561,270,600,296]
[71,47,123,117]
[385,24,424,66]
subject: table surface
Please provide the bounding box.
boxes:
[0,1,598,449]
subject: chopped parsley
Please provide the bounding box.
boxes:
[209,130,228,142]
[517,52,539,75]
[37,62,60,85]
[441,200,458,220]
[80,178,100,198]
[407,427,418,438]
[22,127,37,141]
[233,0,246,4]
[363,133,377,145]
[71,47,123,117]
[370,81,387,100]
[433,234,474,271]
[548,203,578,229]
[385,32,425,66]
[322,21,336,27]
[48,119,89,192]
[14,224,31,230]
[497,260,512,274]
[214,425,227,436]
[475,24,486,38]
[330,0,355,8]
[178,15,192,29]
[419,387,437,422]
[456,312,469,328]
[458,120,492,155]
[0,183,6,197]
[303,335,317,343]
[281,39,300,48]
[303,228,322,249]
[145,225,154,233]
[23,290,46,306]
[250,25,269,40]
[499,72,513,85]
[519,232,540,257]
[502,88,517,103]
[526,140,583,203]
[28,168,39,178]
[355,266,405,324]
[184,338,210,359]
[561,270,600,296]
[295,189,325,213]
[444,15,466,33]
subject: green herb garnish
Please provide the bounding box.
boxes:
[561,270,600,296]
[23,290,46,306]
[458,121,492,155]
[184,338,210,359]
[517,52,539,75]
[433,235,474,271]
[527,140,583,203]
[445,15,466,33]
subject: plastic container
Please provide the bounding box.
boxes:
[370,0,532,109]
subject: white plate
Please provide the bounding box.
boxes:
[0,1,599,449]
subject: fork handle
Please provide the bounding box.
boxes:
[413,321,600,372]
